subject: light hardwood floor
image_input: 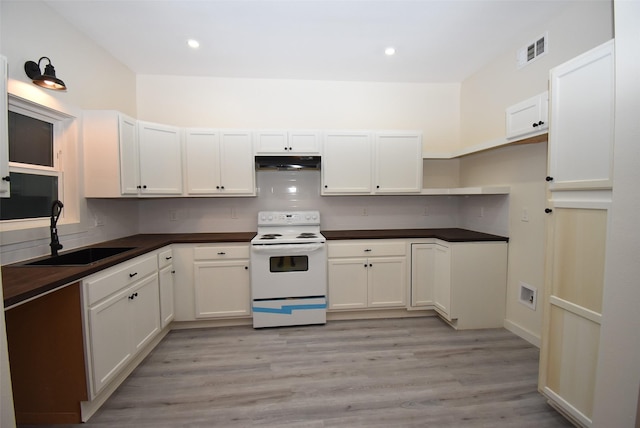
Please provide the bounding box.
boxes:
[28,317,573,427]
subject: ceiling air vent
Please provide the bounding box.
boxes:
[517,32,548,69]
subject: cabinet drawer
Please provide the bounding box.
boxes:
[84,254,157,306]
[194,245,249,260]
[328,241,406,258]
[158,247,173,269]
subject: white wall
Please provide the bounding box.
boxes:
[460,0,613,149]
[138,170,465,234]
[593,1,640,425]
[136,75,460,154]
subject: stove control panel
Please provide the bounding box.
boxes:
[258,211,320,226]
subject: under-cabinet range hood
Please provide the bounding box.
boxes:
[255,156,321,171]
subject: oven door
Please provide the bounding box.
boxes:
[250,243,327,299]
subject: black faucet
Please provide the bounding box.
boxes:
[50,200,64,257]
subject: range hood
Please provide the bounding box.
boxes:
[255,156,321,171]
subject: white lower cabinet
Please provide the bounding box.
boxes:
[83,254,161,398]
[193,244,251,318]
[158,247,175,328]
[327,240,407,310]
[424,240,508,330]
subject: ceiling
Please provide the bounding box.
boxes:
[43,0,575,83]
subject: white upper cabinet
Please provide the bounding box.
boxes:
[374,132,422,193]
[185,129,255,196]
[118,115,139,195]
[254,130,321,155]
[322,131,422,195]
[137,121,183,195]
[547,40,614,191]
[322,131,373,194]
[506,91,549,140]
[0,56,9,198]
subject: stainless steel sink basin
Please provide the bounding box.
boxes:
[24,247,135,266]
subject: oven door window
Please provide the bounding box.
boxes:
[269,255,309,273]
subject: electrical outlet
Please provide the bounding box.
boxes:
[169,210,178,221]
[362,207,368,216]
[94,215,104,227]
[423,205,429,216]
[231,207,238,219]
[521,207,529,222]
[478,207,484,218]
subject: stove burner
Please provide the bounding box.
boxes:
[297,233,318,239]
[260,234,282,240]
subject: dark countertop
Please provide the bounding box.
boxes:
[322,228,509,242]
[2,229,507,308]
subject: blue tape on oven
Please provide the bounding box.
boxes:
[252,303,327,315]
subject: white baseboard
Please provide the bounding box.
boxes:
[504,319,540,347]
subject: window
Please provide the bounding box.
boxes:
[1,97,72,225]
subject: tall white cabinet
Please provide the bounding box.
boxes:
[539,40,614,428]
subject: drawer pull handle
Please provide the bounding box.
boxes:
[364,249,372,252]
[128,292,138,300]
[171,270,176,274]
[165,256,172,260]
[129,272,138,278]
[217,252,226,255]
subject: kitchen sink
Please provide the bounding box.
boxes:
[24,247,135,266]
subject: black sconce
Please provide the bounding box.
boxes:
[24,57,67,90]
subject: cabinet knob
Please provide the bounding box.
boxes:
[244,266,249,270]
[221,186,225,190]
[324,185,328,188]
[545,176,554,182]
[137,185,141,189]
[171,270,176,274]
[216,186,220,189]
[532,122,539,127]
[364,264,368,268]
[376,185,380,189]
[538,121,545,126]
[142,185,147,189]
[545,208,553,214]
[2,176,10,182]
[369,263,373,267]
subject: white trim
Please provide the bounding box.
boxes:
[549,295,602,325]
[503,319,541,347]
[543,386,592,427]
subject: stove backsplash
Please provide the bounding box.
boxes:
[136,170,507,236]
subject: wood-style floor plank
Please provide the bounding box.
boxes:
[21,317,573,427]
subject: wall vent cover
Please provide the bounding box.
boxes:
[517,32,548,68]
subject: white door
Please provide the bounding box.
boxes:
[367,257,406,307]
[374,133,422,193]
[194,260,251,318]
[118,114,139,195]
[548,40,614,190]
[88,288,133,396]
[411,244,436,307]
[219,131,255,194]
[327,258,368,309]
[130,275,161,353]
[185,129,222,194]
[138,121,183,194]
[506,93,548,139]
[322,132,372,194]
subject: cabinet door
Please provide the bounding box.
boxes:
[374,133,422,193]
[219,131,255,194]
[185,129,221,194]
[368,257,406,308]
[119,115,139,195]
[130,274,161,353]
[159,264,175,328]
[254,131,288,154]
[194,260,251,318]
[138,121,183,195]
[411,244,435,307]
[322,132,372,194]
[548,40,614,190]
[539,202,607,426]
[327,258,368,309]
[0,56,9,198]
[505,92,548,139]
[432,244,451,320]
[288,131,321,154]
[88,288,133,396]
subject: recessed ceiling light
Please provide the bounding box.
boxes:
[187,39,200,49]
[384,47,396,56]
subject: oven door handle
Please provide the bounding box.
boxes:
[251,243,325,253]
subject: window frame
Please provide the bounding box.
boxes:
[1,94,80,237]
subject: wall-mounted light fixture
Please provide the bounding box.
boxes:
[24,57,67,90]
